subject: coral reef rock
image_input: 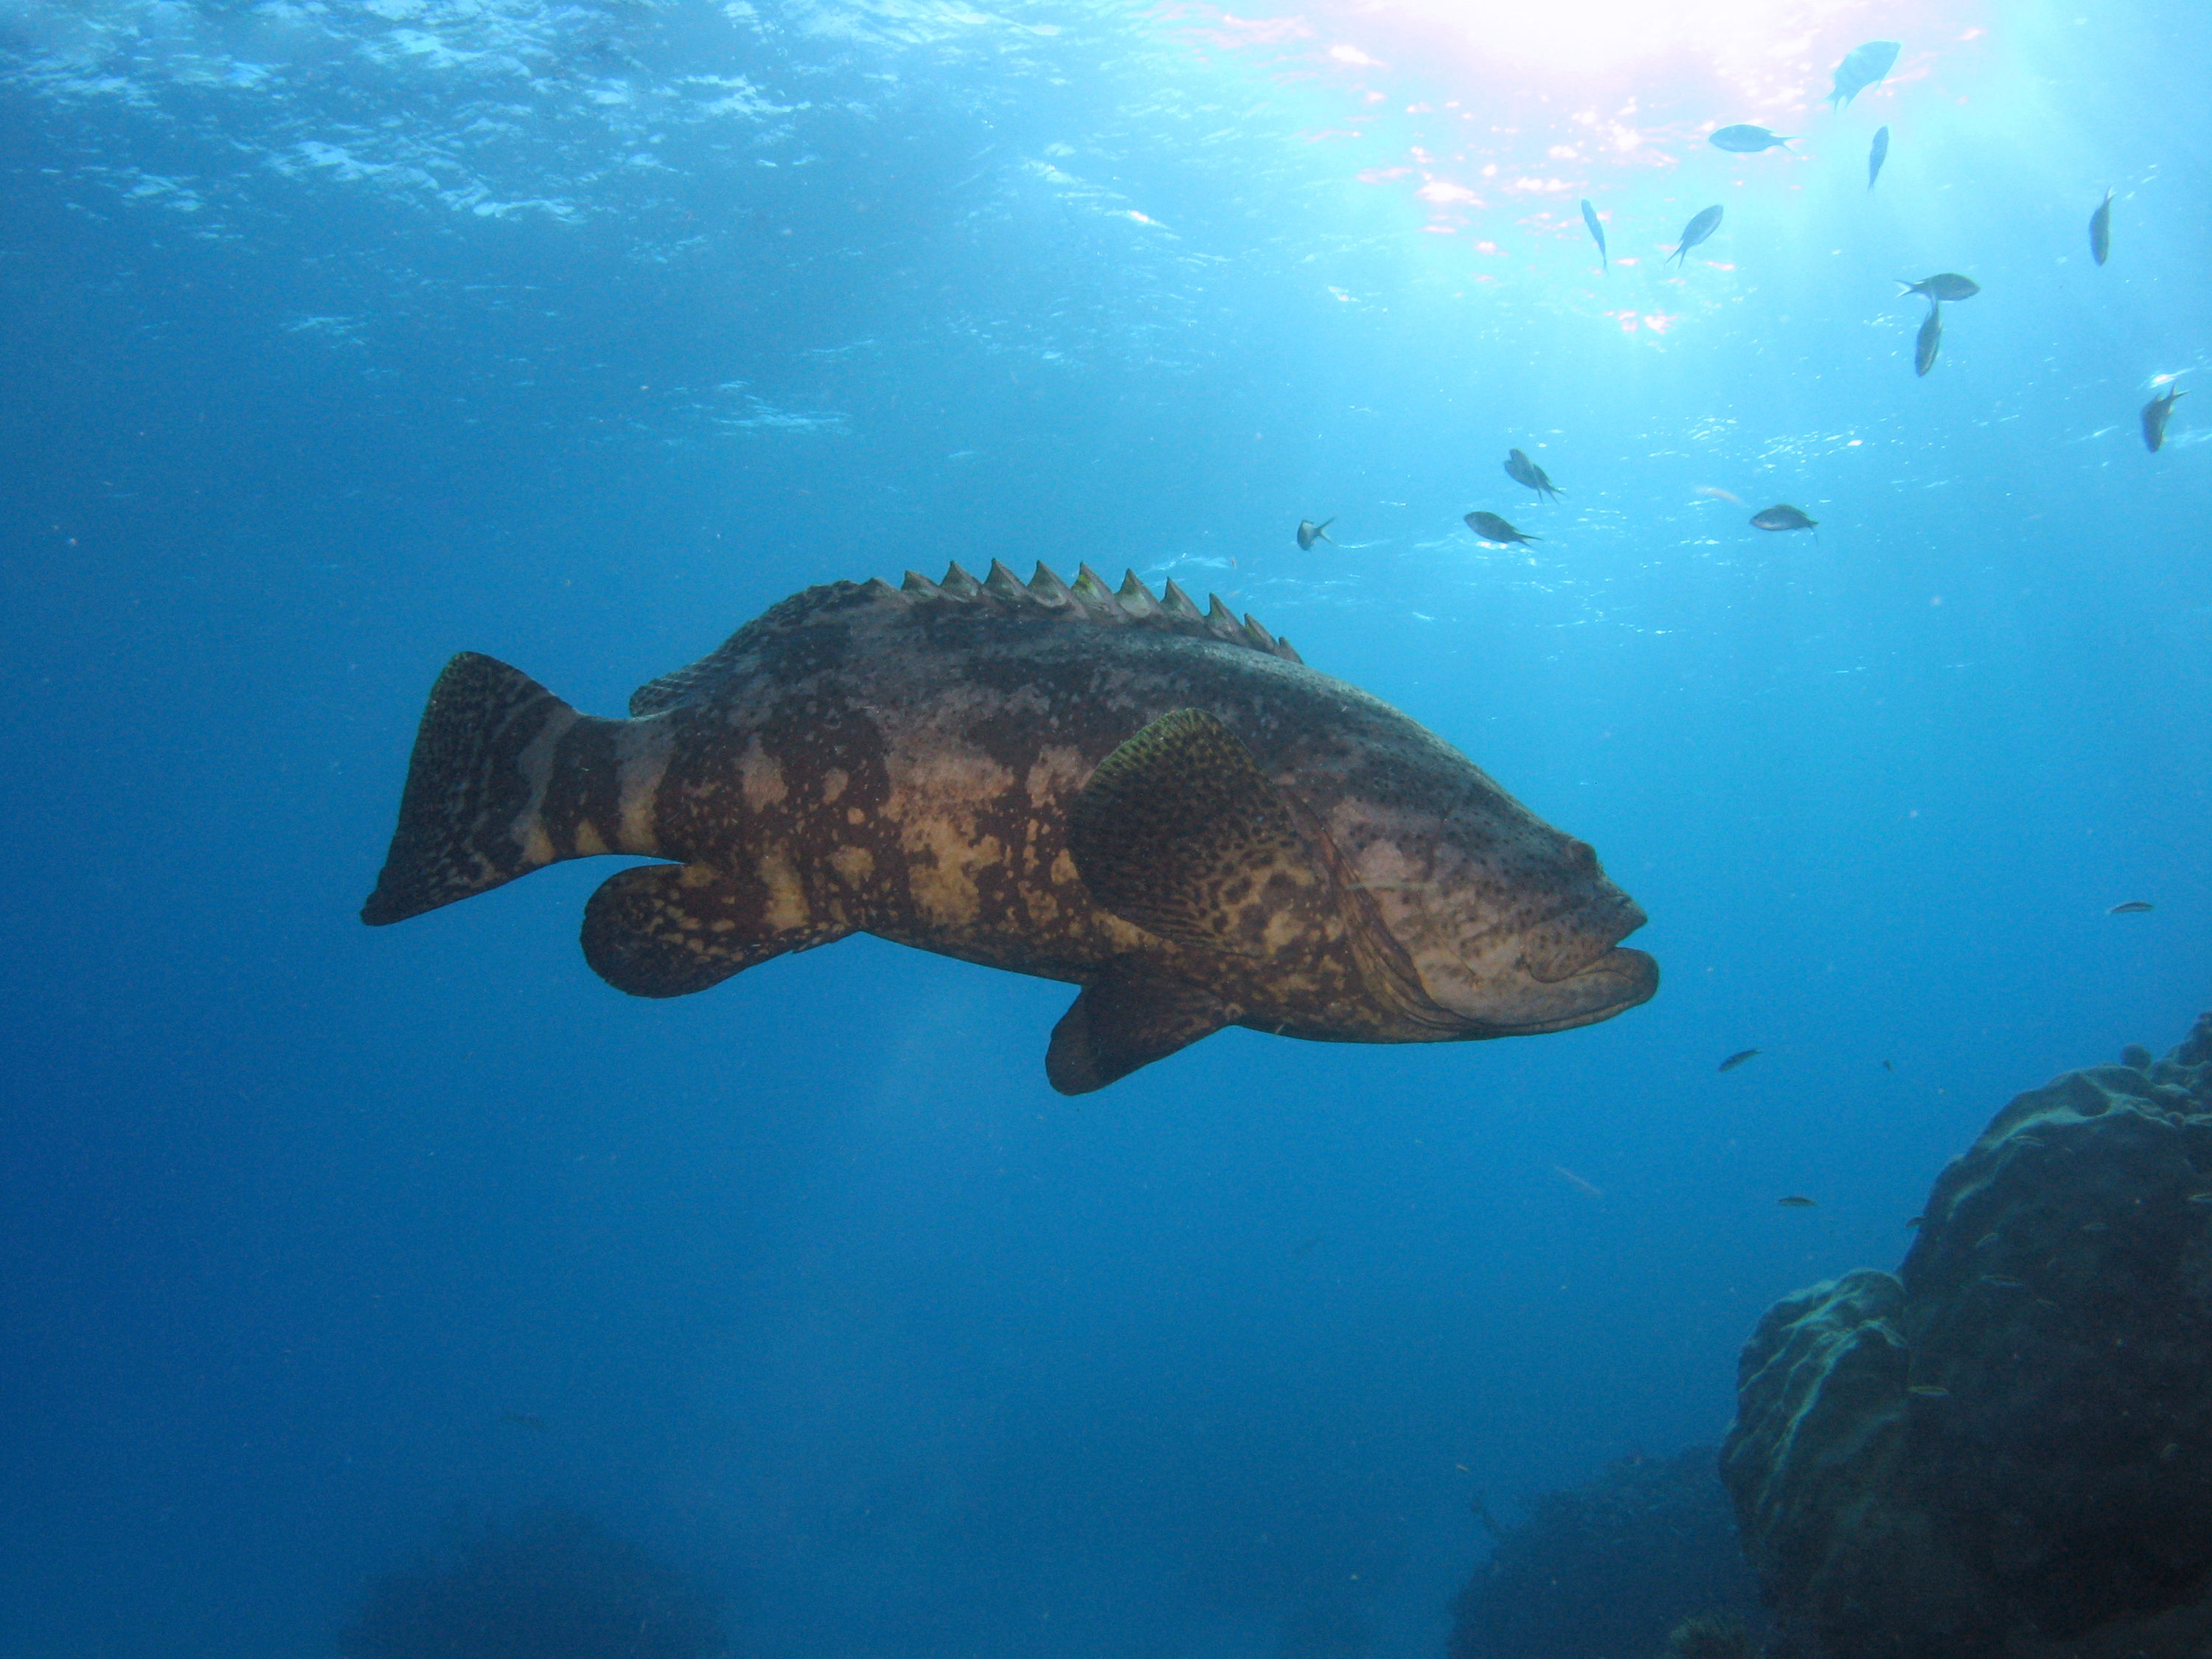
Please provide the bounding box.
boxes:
[1447,1445,1761,1659]
[338,1505,727,1659]
[1723,1013,2212,1659]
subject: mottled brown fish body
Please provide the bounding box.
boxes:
[365,561,1655,1091]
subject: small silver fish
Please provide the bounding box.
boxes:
[1296,518,1335,550]
[1868,126,1890,189]
[2090,189,2112,265]
[1552,1164,1604,1200]
[1900,274,1979,302]
[1503,449,1563,501]
[1777,1195,1818,1208]
[1718,1048,1761,1071]
[1980,1276,2027,1289]
[1464,511,1537,546]
[1750,505,1816,533]
[1666,205,1724,268]
[1580,198,1607,271]
[1829,41,1902,108]
[2143,386,2185,453]
[1907,1385,1950,1399]
[1914,302,1942,377]
[1710,125,1793,154]
[2107,900,2154,914]
[2188,1193,2212,1207]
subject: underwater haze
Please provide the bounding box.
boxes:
[1,0,2207,1653]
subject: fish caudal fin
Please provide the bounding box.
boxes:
[362,653,587,925]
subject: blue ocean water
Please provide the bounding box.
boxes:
[1,0,2205,1652]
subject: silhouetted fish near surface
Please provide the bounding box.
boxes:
[1750,504,1817,533]
[1868,125,1890,189]
[1580,198,1607,270]
[1719,1048,1761,1071]
[1711,124,1792,153]
[362,561,1657,1094]
[1777,1195,1818,1208]
[1900,274,1978,302]
[1503,449,1562,501]
[1464,511,1538,546]
[1915,302,1942,377]
[1297,518,1335,549]
[2090,189,2112,265]
[2143,386,2185,453]
[1829,40,1901,108]
[1666,205,1723,267]
[2108,900,2155,914]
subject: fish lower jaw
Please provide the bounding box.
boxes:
[1467,946,1660,1036]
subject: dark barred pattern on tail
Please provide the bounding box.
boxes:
[361,652,578,926]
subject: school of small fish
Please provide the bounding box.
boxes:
[1295,40,2173,1105]
[1302,38,2179,597]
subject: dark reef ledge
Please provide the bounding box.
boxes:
[1722,1012,2212,1659]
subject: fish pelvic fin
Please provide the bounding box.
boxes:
[363,653,660,925]
[1046,960,1228,1094]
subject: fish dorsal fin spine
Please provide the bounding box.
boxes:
[1071,563,1125,621]
[1026,561,1078,611]
[1116,570,1163,619]
[877,560,1298,663]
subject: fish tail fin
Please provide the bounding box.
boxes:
[1318,518,1336,540]
[362,653,595,926]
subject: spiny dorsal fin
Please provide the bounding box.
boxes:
[871,560,1308,664]
[1072,564,1125,621]
[1160,580,1203,624]
[1116,570,1163,619]
[629,560,1303,719]
[1026,561,1078,611]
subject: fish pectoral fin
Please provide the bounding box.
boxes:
[1068,707,1331,956]
[1046,961,1229,1094]
[580,863,847,998]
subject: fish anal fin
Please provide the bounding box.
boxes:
[1068,708,1331,957]
[581,863,848,998]
[1046,961,1228,1094]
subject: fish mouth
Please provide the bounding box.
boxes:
[1492,946,1660,1035]
[1520,894,1649,984]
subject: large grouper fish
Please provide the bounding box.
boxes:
[362,560,1658,1093]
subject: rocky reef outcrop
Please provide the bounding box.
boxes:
[1722,1012,2212,1659]
[338,1505,727,1659]
[1447,1445,1761,1659]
